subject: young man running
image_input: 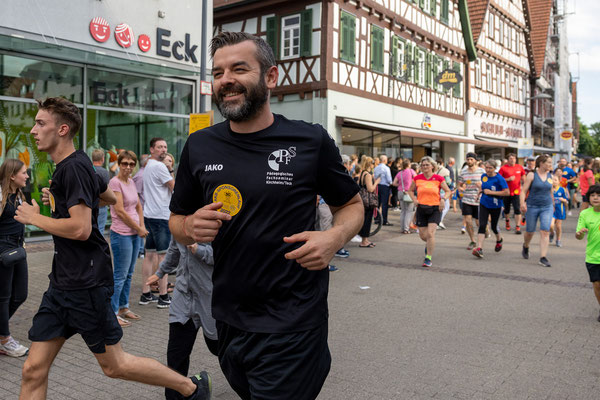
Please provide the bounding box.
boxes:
[499,153,525,234]
[169,32,363,400]
[15,97,210,400]
[575,184,600,322]
[458,152,485,250]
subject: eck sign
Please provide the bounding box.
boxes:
[434,69,463,90]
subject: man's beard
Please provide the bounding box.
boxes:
[214,78,269,122]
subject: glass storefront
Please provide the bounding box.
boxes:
[340,125,441,161]
[0,51,196,235]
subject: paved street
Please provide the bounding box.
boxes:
[2,210,599,400]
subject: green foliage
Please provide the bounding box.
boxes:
[577,117,600,157]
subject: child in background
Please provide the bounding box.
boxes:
[575,184,600,322]
[550,170,568,247]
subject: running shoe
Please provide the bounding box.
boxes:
[157,295,171,309]
[522,245,529,259]
[556,240,562,247]
[521,219,526,226]
[422,257,432,268]
[467,241,476,250]
[351,235,362,243]
[472,247,483,258]
[410,222,418,230]
[334,249,350,258]
[495,238,503,252]
[0,337,28,357]
[505,220,511,231]
[461,226,466,234]
[328,265,339,272]
[515,226,521,235]
[549,232,554,243]
[139,292,159,305]
[438,222,446,230]
[539,257,551,267]
[188,371,212,400]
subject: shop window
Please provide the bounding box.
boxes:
[340,11,356,63]
[266,9,312,60]
[87,68,193,115]
[370,25,384,73]
[0,53,83,103]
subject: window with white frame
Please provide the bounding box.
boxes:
[475,58,481,88]
[496,67,501,95]
[424,0,431,14]
[486,62,492,92]
[513,75,518,100]
[498,19,504,46]
[437,57,444,91]
[489,13,494,40]
[514,31,519,55]
[504,71,509,98]
[417,49,425,86]
[507,26,512,49]
[398,40,405,78]
[281,14,301,59]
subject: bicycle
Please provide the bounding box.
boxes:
[369,206,383,237]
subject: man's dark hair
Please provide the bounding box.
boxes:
[210,31,276,75]
[149,137,166,148]
[507,153,516,159]
[36,97,82,139]
[436,156,444,165]
[465,152,477,159]
[588,184,600,197]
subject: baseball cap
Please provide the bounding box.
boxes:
[465,152,477,159]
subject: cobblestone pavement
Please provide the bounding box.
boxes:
[2,210,599,399]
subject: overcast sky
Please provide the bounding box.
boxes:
[567,0,600,127]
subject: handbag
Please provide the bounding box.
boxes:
[0,246,26,266]
[399,171,413,203]
[359,172,378,208]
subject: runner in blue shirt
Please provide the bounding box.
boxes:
[472,160,509,258]
[551,170,569,247]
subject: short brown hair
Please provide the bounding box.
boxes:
[117,150,138,166]
[507,153,517,159]
[36,97,82,139]
[535,154,551,169]
[91,148,105,162]
[210,31,276,75]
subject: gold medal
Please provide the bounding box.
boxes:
[467,179,472,184]
[547,178,553,184]
[514,189,520,195]
[48,192,56,213]
[482,176,488,183]
[212,184,243,216]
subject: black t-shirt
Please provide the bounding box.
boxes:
[48,150,113,290]
[0,193,24,237]
[170,114,359,333]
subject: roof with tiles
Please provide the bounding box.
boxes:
[526,0,553,78]
[466,0,491,45]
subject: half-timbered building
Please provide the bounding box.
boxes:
[214,0,489,162]
[464,0,531,160]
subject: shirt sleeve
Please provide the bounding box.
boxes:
[170,137,206,215]
[63,162,96,210]
[108,177,122,193]
[576,212,587,233]
[156,163,174,185]
[316,127,359,207]
[498,175,509,189]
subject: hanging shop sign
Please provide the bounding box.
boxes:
[422,113,432,130]
[434,69,463,90]
[88,17,199,64]
[517,138,534,158]
[560,131,573,140]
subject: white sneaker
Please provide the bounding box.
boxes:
[568,211,572,216]
[351,235,362,243]
[438,222,446,230]
[0,337,28,357]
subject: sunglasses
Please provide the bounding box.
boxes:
[120,162,136,168]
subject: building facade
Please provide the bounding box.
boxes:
[0,0,211,231]
[215,0,498,163]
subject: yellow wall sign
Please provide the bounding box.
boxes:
[189,111,214,135]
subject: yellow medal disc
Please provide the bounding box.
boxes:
[547,178,553,184]
[514,189,519,195]
[212,184,243,216]
[467,179,472,184]
[49,192,56,213]
[482,176,488,183]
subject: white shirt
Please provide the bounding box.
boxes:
[143,159,173,220]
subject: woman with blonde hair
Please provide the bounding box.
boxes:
[0,159,29,357]
[357,157,380,247]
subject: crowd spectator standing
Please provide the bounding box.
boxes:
[520,154,554,267]
[390,158,400,211]
[92,148,110,234]
[108,150,147,327]
[374,155,393,226]
[393,159,417,234]
[0,159,29,357]
[499,153,525,234]
[580,157,595,210]
[140,137,174,308]
[576,184,600,322]
[458,152,485,250]
[358,157,379,247]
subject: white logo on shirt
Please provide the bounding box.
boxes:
[205,164,223,172]
[267,147,296,171]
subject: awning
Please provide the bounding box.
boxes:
[339,117,505,147]
[473,135,514,148]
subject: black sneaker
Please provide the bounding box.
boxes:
[188,371,212,400]
[139,292,158,305]
[539,257,551,267]
[157,295,171,309]
[521,245,529,259]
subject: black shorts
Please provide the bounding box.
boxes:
[461,203,479,218]
[503,195,521,215]
[216,321,331,400]
[586,263,600,282]
[415,205,441,227]
[29,286,122,353]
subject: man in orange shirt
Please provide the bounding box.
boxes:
[499,153,525,234]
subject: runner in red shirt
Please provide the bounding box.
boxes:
[499,153,525,234]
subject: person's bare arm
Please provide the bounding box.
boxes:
[520,173,533,213]
[408,181,418,205]
[99,187,116,207]
[15,201,92,240]
[166,179,175,191]
[112,191,145,235]
[283,194,363,270]
[169,202,232,245]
